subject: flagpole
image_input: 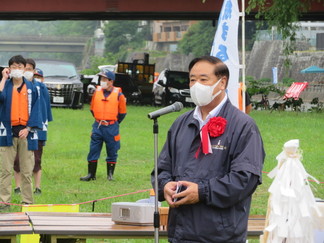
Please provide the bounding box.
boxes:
[241,0,246,113]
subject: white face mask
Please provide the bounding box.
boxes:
[24,71,34,81]
[190,78,222,107]
[10,69,24,79]
[100,81,108,89]
[35,78,42,83]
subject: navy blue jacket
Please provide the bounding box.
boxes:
[0,78,42,150]
[152,99,265,243]
[33,80,53,141]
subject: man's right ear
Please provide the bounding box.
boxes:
[220,77,227,90]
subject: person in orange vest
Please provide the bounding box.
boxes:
[238,82,252,114]
[80,70,127,181]
[13,59,53,195]
[0,55,42,210]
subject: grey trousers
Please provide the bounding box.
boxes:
[0,137,35,204]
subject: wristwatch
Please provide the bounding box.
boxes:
[26,127,31,132]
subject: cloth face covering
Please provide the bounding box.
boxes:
[24,71,34,80]
[190,78,222,106]
[100,81,108,89]
[10,69,24,79]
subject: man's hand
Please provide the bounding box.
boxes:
[0,68,10,92]
[1,68,10,81]
[163,180,200,208]
[172,181,199,207]
[19,128,29,139]
[163,181,178,207]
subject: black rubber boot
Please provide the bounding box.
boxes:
[107,163,116,181]
[80,162,97,181]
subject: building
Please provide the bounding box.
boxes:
[256,21,324,50]
[152,20,197,52]
[296,21,324,50]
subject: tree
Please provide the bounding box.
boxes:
[191,0,319,67]
[247,0,320,67]
[0,20,97,36]
[0,21,98,65]
[103,20,152,61]
[104,21,141,54]
[80,54,117,75]
[51,21,97,36]
[178,21,216,57]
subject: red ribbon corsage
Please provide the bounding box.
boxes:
[195,117,227,158]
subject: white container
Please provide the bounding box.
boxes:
[111,202,155,226]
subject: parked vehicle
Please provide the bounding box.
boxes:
[116,53,155,104]
[83,53,155,105]
[82,63,141,104]
[35,59,84,109]
[98,64,117,72]
[153,69,193,106]
[86,72,141,104]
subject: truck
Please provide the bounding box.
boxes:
[83,53,155,104]
[82,70,140,104]
[116,53,155,104]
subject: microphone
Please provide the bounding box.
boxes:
[148,102,184,119]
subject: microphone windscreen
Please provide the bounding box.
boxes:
[173,102,184,111]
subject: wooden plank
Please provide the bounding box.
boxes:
[26,211,111,217]
[31,218,111,226]
[28,211,265,242]
[29,216,109,223]
[0,221,30,226]
[33,225,167,237]
[0,212,29,221]
[0,225,33,235]
[0,212,33,237]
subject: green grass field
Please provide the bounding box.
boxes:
[6,104,324,242]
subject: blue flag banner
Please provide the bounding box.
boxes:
[272,67,278,84]
[211,0,240,107]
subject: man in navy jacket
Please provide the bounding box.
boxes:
[13,60,53,195]
[152,56,265,243]
[0,55,42,209]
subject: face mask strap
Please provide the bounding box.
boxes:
[210,78,223,99]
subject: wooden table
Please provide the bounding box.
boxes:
[0,212,33,243]
[247,215,266,238]
[27,211,265,243]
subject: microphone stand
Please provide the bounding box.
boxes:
[153,117,160,243]
[147,102,184,242]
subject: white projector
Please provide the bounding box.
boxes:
[111,202,155,225]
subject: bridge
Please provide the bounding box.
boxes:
[0,0,323,21]
[0,36,90,53]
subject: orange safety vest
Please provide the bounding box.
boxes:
[91,87,121,121]
[238,82,244,112]
[11,84,29,126]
